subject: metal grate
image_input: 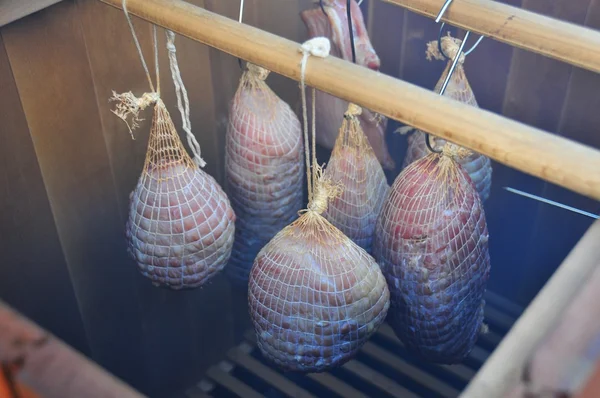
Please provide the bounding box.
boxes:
[184,291,520,398]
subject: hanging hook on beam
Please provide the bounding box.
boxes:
[426,1,484,154]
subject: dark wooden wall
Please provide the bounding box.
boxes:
[0,0,599,396]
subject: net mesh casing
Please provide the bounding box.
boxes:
[225,65,304,286]
[126,101,236,289]
[374,151,491,364]
[403,48,492,202]
[248,210,390,372]
[322,110,389,253]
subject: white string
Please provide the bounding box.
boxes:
[358,0,364,5]
[122,0,156,93]
[239,0,245,23]
[165,30,206,168]
[299,37,331,202]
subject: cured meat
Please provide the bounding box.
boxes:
[322,103,389,253]
[126,101,236,289]
[373,147,491,363]
[225,64,304,286]
[300,0,395,170]
[249,173,390,372]
[402,36,492,202]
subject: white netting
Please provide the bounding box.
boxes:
[248,38,390,373]
[225,63,304,286]
[402,34,492,202]
[322,103,389,253]
[373,147,491,364]
[125,100,236,289]
[112,13,235,290]
[300,0,395,170]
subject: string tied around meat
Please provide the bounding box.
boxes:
[298,37,333,210]
[442,142,472,160]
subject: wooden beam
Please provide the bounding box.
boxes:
[382,0,600,74]
[97,0,600,200]
[0,301,144,398]
[461,219,600,398]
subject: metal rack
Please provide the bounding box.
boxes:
[184,291,520,398]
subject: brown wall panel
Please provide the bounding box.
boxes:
[1,0,148,389]
[0,34,90,357]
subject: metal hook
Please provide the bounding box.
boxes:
[425,1,483,154]
[435,0,454,23]
[320,0,327,16]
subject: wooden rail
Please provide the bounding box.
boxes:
[98,0,600,201]
[0,301,144,398]
[461,219,600,397]
[383,0,600,74]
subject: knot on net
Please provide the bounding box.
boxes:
[426,34,466,65]
[306,164,343,215]
[246,63,270,81]
[110,91,160,138]
[442,142,472,160]
[344,103,363,118]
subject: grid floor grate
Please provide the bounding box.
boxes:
[185,291,520,398]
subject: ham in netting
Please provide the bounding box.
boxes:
[300,0,395,170]
[126,101,236,289]
[225,64,304,286]
[249,175,390,372]
[322,103,389,253]
[373,146,491,364]
[402,36,492,202]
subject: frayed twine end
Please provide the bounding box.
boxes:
[109,90,159,139]
[426,34,466,65]
[306,163,343,215]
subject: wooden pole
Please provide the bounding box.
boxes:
[98,0,600,201]
[383,0,600,74]
[0,301,145,398]
[461,219,600,398]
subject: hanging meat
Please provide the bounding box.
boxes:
[300,0,395,170]
[402,35,492,202]
[124,99,236,290]
[373,145,491,364]
[322,103,389,253]
[248,172,390,372]
[249,37,389,372]
[225,63,304,286]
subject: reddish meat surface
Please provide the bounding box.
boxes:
[225,65,304,286]
[126,104,235,290]
[374,152,491,363]
[249,212,390,372]
[300,0,395,170]
[322,109,389,252]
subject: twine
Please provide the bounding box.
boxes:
[299,37,331,206]
[165,30,206,168]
